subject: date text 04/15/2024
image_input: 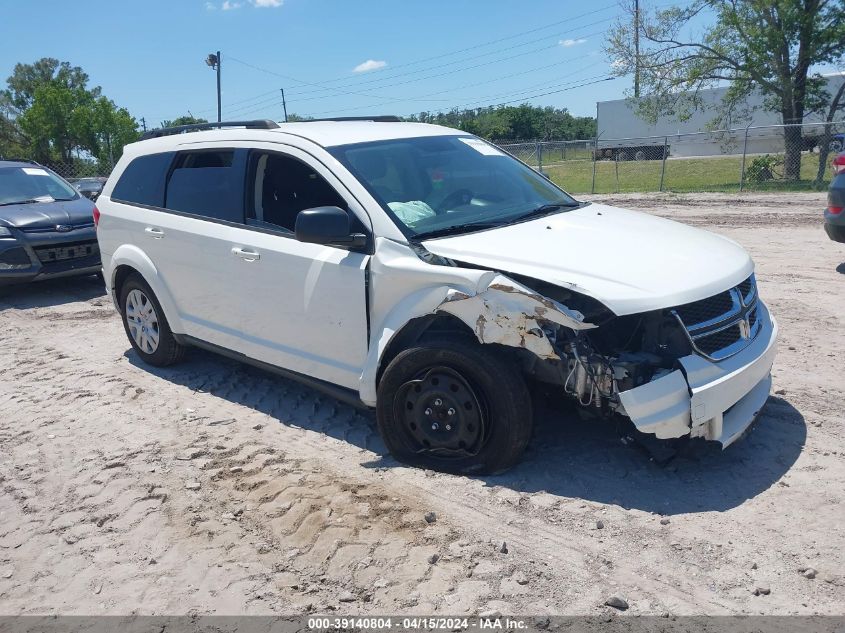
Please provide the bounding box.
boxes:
[306,617,530,630]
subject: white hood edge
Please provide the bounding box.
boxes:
[421,203,754,316]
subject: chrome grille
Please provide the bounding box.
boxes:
[670,275,761,361]
[673,291,734,329]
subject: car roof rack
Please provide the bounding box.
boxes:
[139,119,280,141]
[309,116,402,122]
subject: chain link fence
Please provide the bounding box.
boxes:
[41,159,115,184]
[7,120,844,196]
[497,120,845,195]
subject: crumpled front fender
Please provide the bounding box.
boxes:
[436,275,594,360]
[359,238,594,405]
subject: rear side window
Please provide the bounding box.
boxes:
[165,150,246,223]
[111,152,174,207]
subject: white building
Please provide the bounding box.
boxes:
[596,74,845,158]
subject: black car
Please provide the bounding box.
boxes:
[825,153,845,243]
[0,159,101,285]
[73,177,105,201]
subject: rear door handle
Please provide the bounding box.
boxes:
[232,247,260,262]
[144,227,164,239]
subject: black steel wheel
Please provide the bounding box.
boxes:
[376,338,533,474]
[395,366,486,457]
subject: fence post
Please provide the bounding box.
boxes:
[614,149,620,193]
[739,124,750,191]
[659,136,668,191]
[591,135,598,194]
[536,141,543,172]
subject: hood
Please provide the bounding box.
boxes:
[422,203,753,316]
[0,195,95,230]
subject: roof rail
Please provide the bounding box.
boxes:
[139,119,280,141]
[309,116,402,123]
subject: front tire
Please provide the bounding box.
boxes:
[376,339,533,474]
[119,273,185,367]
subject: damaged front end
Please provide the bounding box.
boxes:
[437,272,778,448]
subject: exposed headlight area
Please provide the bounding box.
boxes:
[522,274,770,441]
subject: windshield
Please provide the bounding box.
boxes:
[329,135,580,238]
[0,166,79,206]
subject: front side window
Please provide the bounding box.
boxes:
[329,135,581,239]
[0,165,79,206]
[165,150,245,222]
[247,152,349,233]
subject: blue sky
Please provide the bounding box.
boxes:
[1,0,638,126]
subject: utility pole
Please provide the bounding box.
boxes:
[140,117,147,132]
[280,88,288,122]
[205,51,222,122]
[634,0,640,98]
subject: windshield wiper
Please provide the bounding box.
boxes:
[510,201,584,223]
[410,221,504,241]
[0,199,43,206]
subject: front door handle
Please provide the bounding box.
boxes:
[144,227,164,239]
[232,247,260,262]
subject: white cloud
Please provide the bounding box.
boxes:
[207,0,280,8]
[560,38,587,47]
[353,59,387,73]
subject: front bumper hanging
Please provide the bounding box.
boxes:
[618,301,778,447]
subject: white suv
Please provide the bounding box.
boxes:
[95,118,778,474]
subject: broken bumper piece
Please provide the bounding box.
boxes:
[618,302,778,448]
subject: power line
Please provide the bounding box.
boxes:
[280,18,616,99]
[280,2,618,88]
[154,0,669,124]
[227,54,600,119]
[227,56,404,103]
[304,74,615,119]
[231,24,608,112]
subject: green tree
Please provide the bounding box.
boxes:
[0,93,27,158]
[74,97,140,168]
[406,105,596,141]
[5,58,98,111]
[18,82,90,162]
[606,0,845,180]
[160,115,208,128]
[5,58,139,169]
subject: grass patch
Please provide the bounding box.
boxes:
[542,153,833,194]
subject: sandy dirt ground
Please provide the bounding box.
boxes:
[0,192,842,616]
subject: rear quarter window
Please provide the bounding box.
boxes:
[111,152,174,207]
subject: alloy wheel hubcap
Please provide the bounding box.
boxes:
[125,289,160,354]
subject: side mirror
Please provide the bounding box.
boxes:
[295,206,367,248]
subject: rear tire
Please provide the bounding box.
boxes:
[376,339,533,474]
[119,273,185,367]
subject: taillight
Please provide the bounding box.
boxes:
[828,206,844,215]
[93,205,100,227]
[833,154,845,176]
